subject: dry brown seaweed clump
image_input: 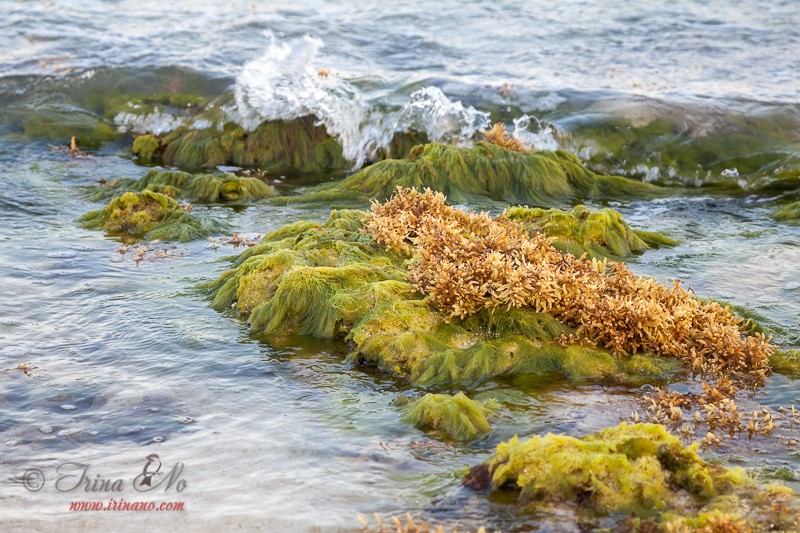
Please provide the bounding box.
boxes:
[481,123,527,153]
[365,187,773,389]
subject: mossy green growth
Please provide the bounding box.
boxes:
[208,209,682,387]
[770,350,800,377]
[279,142,661,206]
[772,201,800,223]
[131,134,162,164]
[466,422,798,528]
[115,169,276,203]
[400,392,499,441]
[505,204,676,258]
[207,209,412,339]
[80,190,220,242]
[152,116,350,174]
[349,304,682,387]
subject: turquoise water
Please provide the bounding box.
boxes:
[1,2,800,531]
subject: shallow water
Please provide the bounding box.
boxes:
[2,2,800,532]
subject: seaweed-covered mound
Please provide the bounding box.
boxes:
[400,392,498,441]
[207,191,718,388]
[96,169,276,203]
[367,188,772,384]
[464,422,798,530]
[505,204,677,258]
[80,190,220,242]
[132,116,427,173]
[207,188,771,389]
[279,142,661,206]
[208,209,411,337]
[153,117,347,173]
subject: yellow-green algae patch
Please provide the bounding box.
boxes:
[131,134,162,164]
[505,204,677,259]
[399,392,499,441]
[772,201,800,224]
[464,422,798,530]
[276,142,662,206]
[770,349,800,377]
[207,208,681,387]
[80,190,220,242]
[94,169,276,204]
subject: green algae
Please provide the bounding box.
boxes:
[277,142,662,207]
[208,209,682,387]
[505,204,676,258]
[772,201,800,223]
[131,134,162,164]
[465,422,798,529]
[150,116,349,173]
[350,304,682,387]
[568,113,800,189]
[769,350,800,377]
[9,104,123,148]
[399,392,499,441]
[80,190,220,242]
[97,169,277,204]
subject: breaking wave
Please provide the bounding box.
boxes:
[231,32,492,168]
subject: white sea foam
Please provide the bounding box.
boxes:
[231,33,491,168]
[114,107,185,135]
[511,114,560,152]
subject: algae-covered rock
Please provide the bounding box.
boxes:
[568,113,800,189]
[80,190,220,242]
[152,116,427,174]
[465,422,798,529]
[769,350,800,377]
[400,392,499,441]
[348,303,682,387]
[95,169,276,204]
[131,134,162,164]
[207,206,681,387]
[280,142,661,206]
[153,116,348,173]
[8,103,123,148]
[505,204,676,258]
[772,201,800,223]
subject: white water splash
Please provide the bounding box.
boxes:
[511,114,560,151]
[232,32,371,166]
[114,107,185,135]
[232,33,490,168]
[394,86,490,145]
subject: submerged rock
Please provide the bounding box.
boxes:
[279,142,662,206]
[399,392,499,441]
[568,113,800,190]
[80,190,220,242]
[464,422,798,530]
[94,169,276,204]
